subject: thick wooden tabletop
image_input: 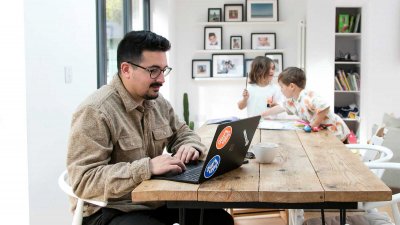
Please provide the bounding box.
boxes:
[132,125,391,204]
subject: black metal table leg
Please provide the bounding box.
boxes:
[321,209,325,225]
[179,208,186,225]
[199,208,204,225]
[339,209,347,225]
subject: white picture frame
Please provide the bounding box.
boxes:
[246,0,279,22]
[192,59,212,78]
[265,53,283,76]
[251,33,276,50]
[204,26,222,50]
[212,54,245,78]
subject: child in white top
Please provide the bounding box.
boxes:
[263,67,350,142]
[237,56,284,117]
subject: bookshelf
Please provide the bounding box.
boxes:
[334,7,362,139]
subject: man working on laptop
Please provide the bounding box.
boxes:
[67,30,234,225]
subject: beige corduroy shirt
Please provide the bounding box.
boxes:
[67,75,206,217]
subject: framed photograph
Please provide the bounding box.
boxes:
[246,0,279,22]
[251,33,276,50]
[224,4,244,22]
[212,54,245,78]
[265,53,283,76]
[208,8,222,22]
[245,58,254,76]
[192,59,212,78]
[204,26,222,50]
[230,36,242,50]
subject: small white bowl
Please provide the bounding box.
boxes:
[252,142,279,164]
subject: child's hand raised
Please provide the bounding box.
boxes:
[242,89,249,100]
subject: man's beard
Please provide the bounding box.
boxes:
[143,82,163,100]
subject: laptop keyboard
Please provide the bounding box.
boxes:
[173,164,203,182]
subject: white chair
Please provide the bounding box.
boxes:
[58,170,107,225]
[346,144,394,178]
[303,162,399,225]
[363,162,400,225]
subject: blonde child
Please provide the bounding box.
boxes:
[263,67,350,142]
[237,56,284,118]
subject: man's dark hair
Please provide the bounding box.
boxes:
[117,30,171,75]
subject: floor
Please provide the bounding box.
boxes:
[233,204,396,225]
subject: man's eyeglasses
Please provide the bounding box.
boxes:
[126,62,172,79]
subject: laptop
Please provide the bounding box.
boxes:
[152,115,261,184]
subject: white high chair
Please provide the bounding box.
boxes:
[363,162,400,225]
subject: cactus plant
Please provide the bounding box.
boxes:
[183,93,189,125]
[183,92,195,130]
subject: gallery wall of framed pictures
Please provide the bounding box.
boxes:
[192,0,284,79]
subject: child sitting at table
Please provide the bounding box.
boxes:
[237,56,284,118]
[263,67,350,143]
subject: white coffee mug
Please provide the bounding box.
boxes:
[252,142,279,163]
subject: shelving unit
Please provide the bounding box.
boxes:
[195,49,284,54]
[193,21,285,79]
[334,7,362,138]
[198,21,284,26]
[193,77,246,81]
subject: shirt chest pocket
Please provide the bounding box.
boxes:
[152,125,173,154]
[117,136,143,161]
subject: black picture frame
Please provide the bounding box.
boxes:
[230,36,242,50]
[265,53,283,76]
[246,0,279,22]
[245,58,254,76]
[208,8,222,22]
[192,59,212,78]
[251,32,276,50]
[212,53,245,78]
[204,26,223,50]
[224,4,244,22]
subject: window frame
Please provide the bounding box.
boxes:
[96,0,150,88]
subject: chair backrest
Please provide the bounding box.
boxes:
[58,170,107,225]
[345,144,393,178]
[363,162,400,225]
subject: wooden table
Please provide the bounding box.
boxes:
[132,125,392,225]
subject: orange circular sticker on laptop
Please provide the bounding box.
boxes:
[216,126,232,150]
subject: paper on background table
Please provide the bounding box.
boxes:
[258,120,300,130]
[206,116,240,125]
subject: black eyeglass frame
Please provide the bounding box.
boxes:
[126,61,172,79]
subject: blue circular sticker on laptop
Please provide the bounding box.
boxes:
[204,155,221,179]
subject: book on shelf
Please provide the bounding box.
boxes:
[335,69,361,91]
[353,13,361,33]
[349,15,355,32]
[338,14,350,33]
[341,70,351,90]
[335,75,343,91]
[337,70,348,91]
[353,72,360,90]
[347,73,356,91]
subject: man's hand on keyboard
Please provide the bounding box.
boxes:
[149,154,186,175]
[173,144,200,164]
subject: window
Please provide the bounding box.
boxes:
[97,0,150,87]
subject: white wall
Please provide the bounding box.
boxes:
[362,0,400,135]
[306,0,400,141]
[151,0,177,104]
[0,0,29,224]
[24,0,97,224]
[169,0,306,128]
